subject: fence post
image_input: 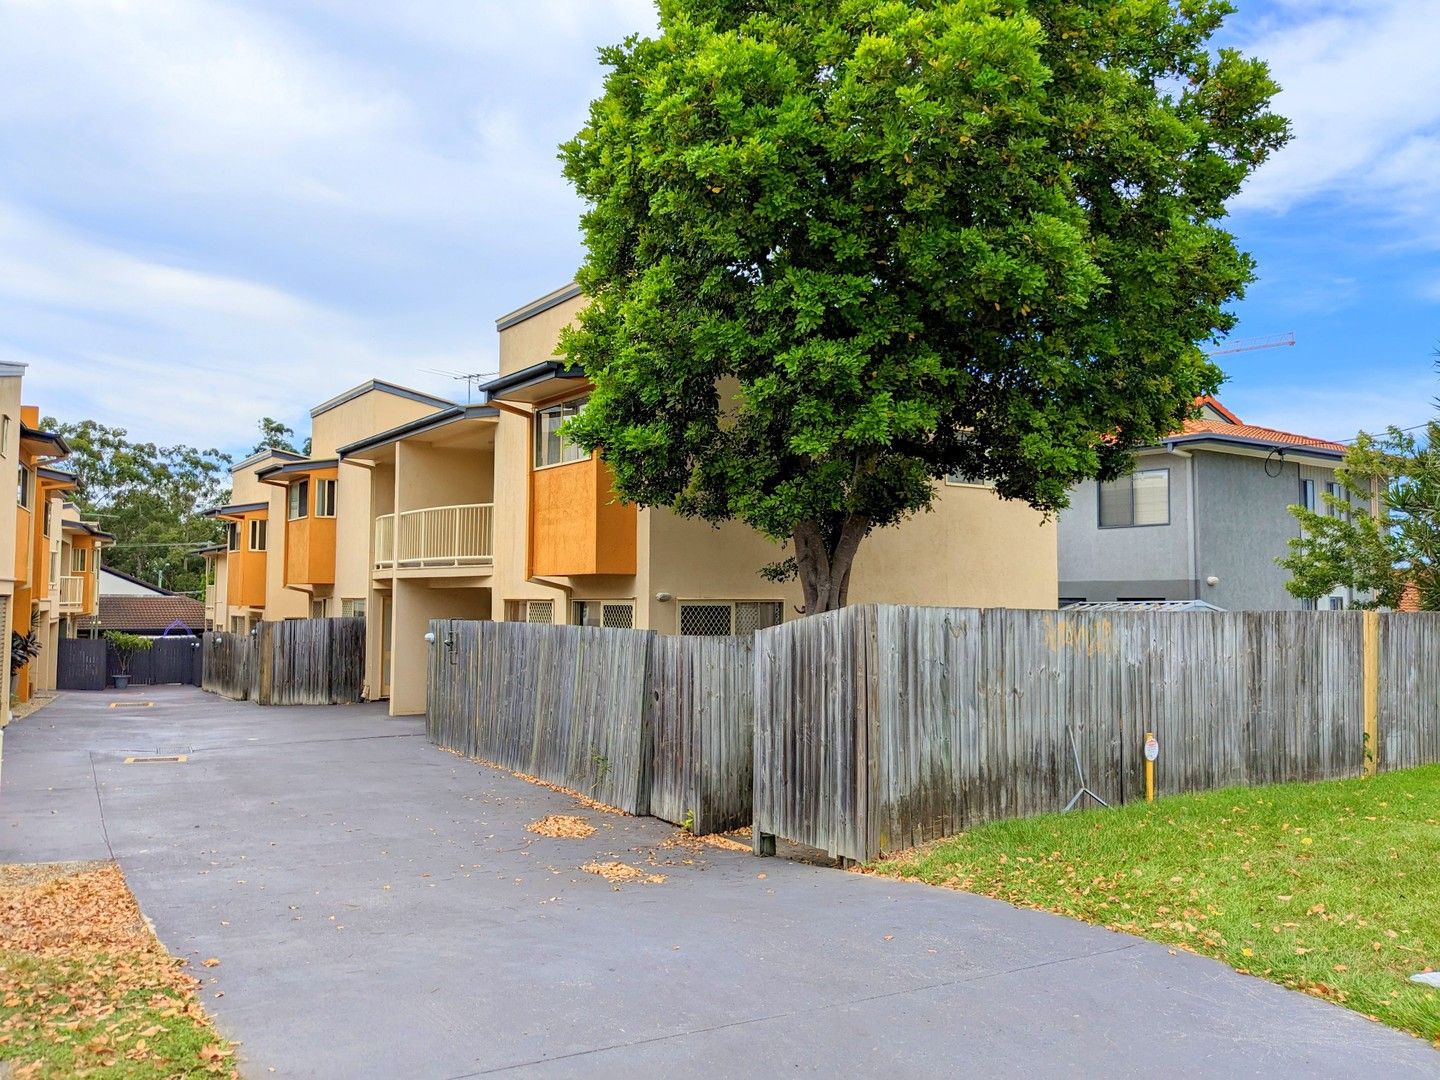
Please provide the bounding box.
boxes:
[1363,609,1380,776]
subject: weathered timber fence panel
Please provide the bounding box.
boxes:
[254,618,365,706]
[202,632,253,700]
[427,620,653,814]
[648,634,754,835]
[755,606,1375,862]
[115,636,203,686]
[1378,613,1440,771]
[56,638,107,690]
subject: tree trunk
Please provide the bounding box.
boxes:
[793,515,870,615]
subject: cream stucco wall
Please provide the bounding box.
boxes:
[497,292,586,376]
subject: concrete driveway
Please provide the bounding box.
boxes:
[2,686,1434,1079]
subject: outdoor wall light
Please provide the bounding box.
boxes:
[655,592,674,603]
[1205,575,1220,587]
[424,632,436,644]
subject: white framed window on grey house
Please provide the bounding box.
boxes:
[678,600,784,636]
[1300,478,1317,512]
[1326,596,1346,611]
[340,598,366,619]
[533,397,590,469]
[572,599,635,629]
[72,547,87,573]
[506,599,555,624]
[1300,597,1318,611]
[17,465,30,510]
[1098,469,1169,528]
[227,522,240,551]
[315,478,337,518]
[249,518,267,552]
[1326,481,1347,518]
[288,478,309,520]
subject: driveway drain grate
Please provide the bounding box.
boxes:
[123,755,188,764]
[109,701,155,709]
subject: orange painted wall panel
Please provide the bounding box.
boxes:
[529,456,636,577]
[14,506,29,582]
[226,511,268,608]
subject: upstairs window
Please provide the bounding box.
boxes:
[944,471,995,488]
[227,522,240,551]
[534,397,590,469]
[1300,478,1317,512]
[249,518,267,552]
[71,547,87,573]
[288,478,309,520]
[17,465,30,510]
[1326,481,1348,519]
[315,478,337,518]
[1098,469,1169,528]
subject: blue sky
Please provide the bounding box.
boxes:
[0,0,1435,453]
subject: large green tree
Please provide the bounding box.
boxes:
[560,0,1288,613]
[41,418,232,597]
[251,417,310,457]
[1281,419,1440,611]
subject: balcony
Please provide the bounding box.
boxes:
[59,575,85,610]
[204,584,217,609]
[375,504,493,570]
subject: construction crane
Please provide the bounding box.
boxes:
[1206,331,1296,357]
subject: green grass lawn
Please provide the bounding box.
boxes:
[871,765,1440,1045]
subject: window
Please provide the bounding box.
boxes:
[944,471,995,488]
[679,600,784,636]
[227,522,240,552]
[249,518,267,551]
[1098,469,1169,528]
[288,478,309,520]
[17,466,30,510]
[1326,481,1347,519]
[310,598,327,618]
[572,600,635,629]
[340,598,366,619]
[71,547,87,573]
[315,478,336,517]
[506,599,555,624]
[1,415,9,457]
[48,551,58,587]
[1326,596,1346,611]
[1300,478,1316,512]
[1300,597,1318,611]
[533,397,590,468]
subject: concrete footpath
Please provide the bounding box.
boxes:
[1,687,1434,1079]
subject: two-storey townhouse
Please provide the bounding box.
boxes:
[0,363,26,725]
[202,382,453,634]
[1058,397,1352,611]
[341,283,1059,714]
[12,406,73,703]
[56,502,112,639]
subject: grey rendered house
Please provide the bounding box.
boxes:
[1058,397,1351,611]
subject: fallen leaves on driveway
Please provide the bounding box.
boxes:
[581,862,666,887]
[0,861,238,1078]
[527,815,597,839]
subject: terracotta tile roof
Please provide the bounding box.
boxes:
[1173,418,1348,453]
[1399,581,1422,613]
[95,595,205,633]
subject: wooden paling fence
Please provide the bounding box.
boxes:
[427,620,754,830]
[753,606,1439,862]
[202,617,364,705]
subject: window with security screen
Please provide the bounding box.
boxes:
[341,598,366,618]
[525,600,554,624]
[573,600,635,629]
[679,601,784,636]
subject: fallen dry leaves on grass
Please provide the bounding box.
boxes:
[581,862,666,886]
[526,815,597,839]
[0,861,237,1078]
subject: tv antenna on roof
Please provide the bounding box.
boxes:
[1206,331,1296,357]
[424,368,498,404]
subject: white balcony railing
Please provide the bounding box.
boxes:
[374,514,395,568]
[376,504,493,569]
[59,575,85,609]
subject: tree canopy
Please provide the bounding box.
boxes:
[1282,418,1440,611]
[41,418,232,597]
[560,0,1289,612]
[251,417,310,458]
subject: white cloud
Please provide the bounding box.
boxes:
[1235,0,1440,229]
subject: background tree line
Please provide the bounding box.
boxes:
[40,415,308,598]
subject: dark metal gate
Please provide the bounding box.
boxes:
[56,638,107,690]
[56,636,204,690]
[116,637,203,686]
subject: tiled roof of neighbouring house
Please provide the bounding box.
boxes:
[1173,418,1348,453]
[94,595,205,633]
